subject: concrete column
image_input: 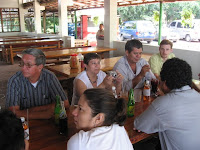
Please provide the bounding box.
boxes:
[58,0,68,37]
[33,1,45,34]
[18,0,27,32]
[104,0,117,49]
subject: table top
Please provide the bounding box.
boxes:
[46,53,152,79]
[43,47,116,59]
[0,37,49,42]
[29,97,155,150]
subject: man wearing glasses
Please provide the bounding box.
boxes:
[6,48,69,119]
[113,39,155,92]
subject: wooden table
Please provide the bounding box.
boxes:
[43,47,116,59]
[46,53,152,80]
[29,97,155,150]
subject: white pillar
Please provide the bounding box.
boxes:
[104,0,117,49]
[18,0,27,32]
[34,1,45,34]
[58,0,68,37]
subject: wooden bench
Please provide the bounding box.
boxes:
[2,39,62,65]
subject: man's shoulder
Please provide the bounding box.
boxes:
[169,53,175,58]
[8,71,23,82]
[150,53,160,60]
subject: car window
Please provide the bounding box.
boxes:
[170,22,176,27]
[177,22,183,28]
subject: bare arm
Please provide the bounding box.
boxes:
[191,81,200,93]
[76,79,87,99]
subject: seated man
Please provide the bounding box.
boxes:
[113,39,155,92]
[0,109,29,150]
[6,48,69,119]
[149,39,175,79]
[134,58,200,150]
[96,24,104,40]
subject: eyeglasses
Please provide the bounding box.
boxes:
[19,61,37,68]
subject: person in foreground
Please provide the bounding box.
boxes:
[0,109,29,150]
[6,48,69,119]
[134,58,200,150]
[96,23,104,40]
[71,53,123,105]
[149,39,175,79]
[113,39,155,92]
[68,88,134,150]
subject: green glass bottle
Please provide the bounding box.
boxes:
[54,95,62,125]
[127,88,135,117]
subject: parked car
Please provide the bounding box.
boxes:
[68,23,75,36]
[155,27,180,42]
[119,20,156,43]
[168,20,200,42]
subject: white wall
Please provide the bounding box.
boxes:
[113,41,200,80]
[0,0,18,7]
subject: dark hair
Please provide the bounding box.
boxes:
[83,88,127,126]
[0,110,25,150]
[160,58,192,90]
[83,53,100,65]
[125,39,143,53]
[160,39,173,49]
[22,48,46,66]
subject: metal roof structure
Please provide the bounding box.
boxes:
[22,0,194,12]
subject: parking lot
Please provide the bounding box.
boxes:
[149,40,200,51]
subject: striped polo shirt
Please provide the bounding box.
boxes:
[6,69,68,110]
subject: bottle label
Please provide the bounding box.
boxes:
[24,128,29,140]
[143,89,150,96]
[127,106,135,117]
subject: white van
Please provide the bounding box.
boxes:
[168,19,200,41]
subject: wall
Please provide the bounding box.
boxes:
[0,0,18,7]
[113,41,200,80]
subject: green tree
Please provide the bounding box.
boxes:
[181,8,194,27]
[93,16,99,26]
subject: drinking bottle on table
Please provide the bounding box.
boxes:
[143,80,151,101]
[59,101,68,136]
[54,95,62,125]
[127,88,135,117]
[20,117,29,140]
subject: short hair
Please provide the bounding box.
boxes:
[125,39,143,53]
[83,88,127,126]
[0,110,25,150]
[160,39,173,49]
[83,53,100,65]
[160,58,192,90]
[22,48,46,66]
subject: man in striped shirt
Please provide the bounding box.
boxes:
[6,48,69,119]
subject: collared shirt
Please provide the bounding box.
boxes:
[149,53,175,75]
[134,85,200,150]
[96,30,104,40]
[113,56,155,91]
[6,69,68,109]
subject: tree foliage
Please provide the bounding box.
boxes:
[117,1,200,25]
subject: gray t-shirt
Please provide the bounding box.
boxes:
[113,56,155,91]
[134,85,200,150]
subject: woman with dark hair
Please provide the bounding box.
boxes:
[71,53,123,105]
[68,88,134,150]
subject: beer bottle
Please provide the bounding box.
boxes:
[54,95,62,125]
[127,88,135,117]
[143,80,151,101]
[20,117,29,140]
[59,101,68,136]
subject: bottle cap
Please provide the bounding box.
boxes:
[20,117,25,122]
[146,80,150,84]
